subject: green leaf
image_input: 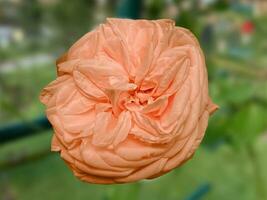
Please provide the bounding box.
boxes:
[228,103,267,145]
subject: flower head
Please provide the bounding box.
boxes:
[40,18,218,184]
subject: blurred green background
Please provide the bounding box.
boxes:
[1,0,267,200]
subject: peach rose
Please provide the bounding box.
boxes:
[40,18,218,184]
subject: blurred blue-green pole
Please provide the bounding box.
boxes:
[185,183,211,200]
[116,0,142,19]
[0,116,51,144]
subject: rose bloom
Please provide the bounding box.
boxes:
[40,18,218,184]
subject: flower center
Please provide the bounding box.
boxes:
[118,82,155,112]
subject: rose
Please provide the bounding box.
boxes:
[40,18,218,184]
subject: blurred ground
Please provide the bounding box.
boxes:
[0,131,267,200]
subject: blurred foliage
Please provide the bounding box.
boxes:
[1,0,267,199]
[44,0,95,47]
[0,64,56,124]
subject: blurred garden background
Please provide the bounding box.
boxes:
[1,0,267,199]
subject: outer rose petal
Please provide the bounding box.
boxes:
[40,18,218,184]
